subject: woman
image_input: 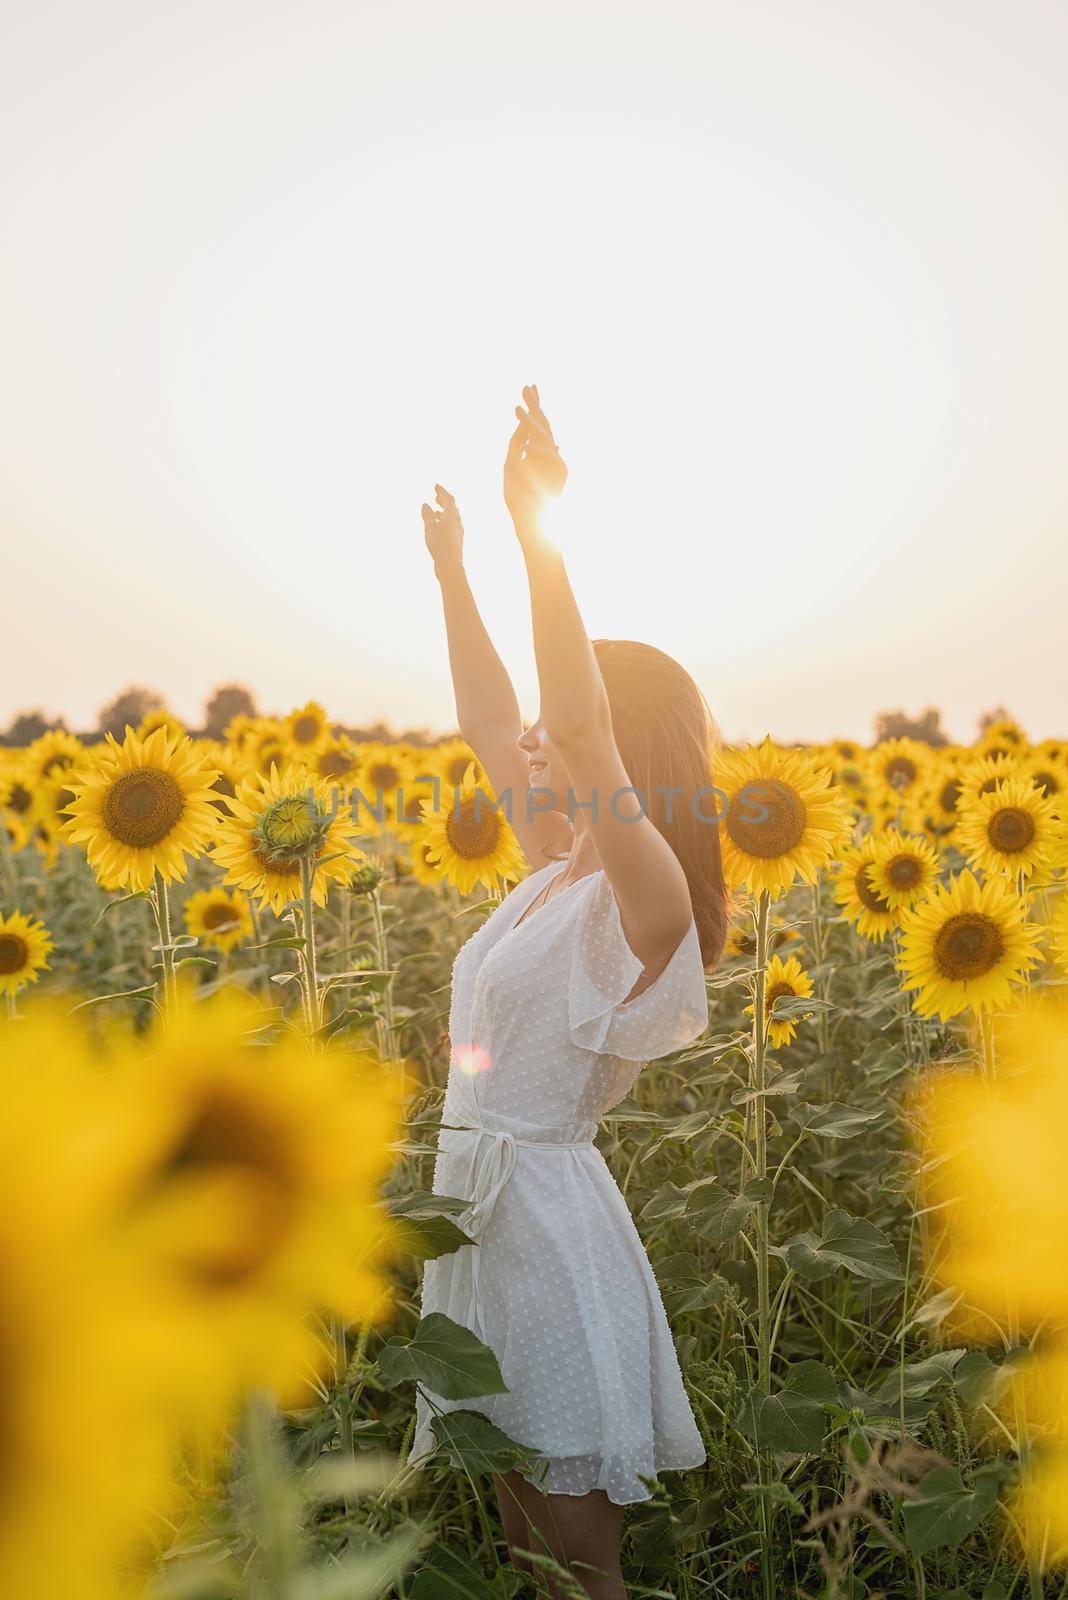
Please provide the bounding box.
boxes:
[408,387,730,1599]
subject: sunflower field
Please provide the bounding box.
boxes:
[2,705,1068,1600]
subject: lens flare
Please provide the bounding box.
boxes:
[450,1043,492,1077]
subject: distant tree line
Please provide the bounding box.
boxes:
[0,689,1013,751]
[0,684,444,748]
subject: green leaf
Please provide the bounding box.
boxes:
[788,1102,885,1140]
[784,1360,843,1407]
[429,1408,537,1474]
[654,1253,730,1317]
[903,1462,1005,1557]
[870,1349,966,1406]
[780,1208,902,1284]
[392,1212,475,1260]
[737,1384,826,1455]
[377,1313,507,1400]
[407,1544,499,1600]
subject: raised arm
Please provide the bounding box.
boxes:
[421,485,572,865]
[503,387,693,972]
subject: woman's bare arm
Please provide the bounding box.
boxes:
[503,388,693,970]
[422,485,571,864]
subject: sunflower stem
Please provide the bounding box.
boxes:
[751,888,775,1600]
[298,857,322,1034]
[369,884,397,1058]
[152,869,177,1020]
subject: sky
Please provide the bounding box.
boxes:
[2,0,1066,746]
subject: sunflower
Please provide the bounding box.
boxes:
[61,727,221,891]
[866,829,941,910]
[406,834,446,886]
[831,835,901,941]
[24,727,85,785]
[313,736,362,783]
[419,764,525,895]
[211,763,364,915]
[977,716,1028,760]
[136,710,185,742]
[2,811,29,854]
[956,776,1061,881]
[184,887,254,953]
[354,741,416,829]
[866,737,931,797]
[896,869,1042,1019]
[432,737,487,791]
[394,777,443,840]
[1020,750,1068,804]
[283,700,331,755]
[30,768,80,836]
[0,1003,175,1598]
[0,759,34,821]
[715,737,853,898]
[917,764,965,838]
[92,984,407,1413]
[746,953,814,1048]
[957,750,1020,807]
[0,910,53,997]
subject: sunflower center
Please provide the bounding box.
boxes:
[7,784,31,815]
[261,796,320,851]
[42,753,74,777]
[0,935,28,975]
[368,762,400,790]
[854,864,891,914]
[988,806,1035,855]
[202,901,239,930]
[158,1093,295,1288]
[1032,770,1058,797]
[886,856,922,890]
[765,982,796,1011]
[939,780,961,814]
[291,715,320,745]
[726,781,806,859]
[448,756,473,785]
[445,798,502,859]
[885,757,918,789]
[102,769,184,847]
[318,749,355,778]
[251,844,302,877]
[933,913,1004,982]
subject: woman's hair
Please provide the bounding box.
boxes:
[590,638,731,970]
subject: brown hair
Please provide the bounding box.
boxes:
[591,639,731,970]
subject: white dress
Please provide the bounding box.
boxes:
[407,860,710,1505]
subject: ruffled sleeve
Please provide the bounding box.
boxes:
[567,874,709,1061]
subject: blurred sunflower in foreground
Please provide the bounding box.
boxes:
[61,726,222,891]
[919,997,1068,1564]
[0,988,407,1593]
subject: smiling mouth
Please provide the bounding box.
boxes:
[528,762,547,782]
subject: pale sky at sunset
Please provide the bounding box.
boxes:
[3,0,1066,746]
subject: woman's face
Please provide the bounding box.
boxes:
[517,717,570,810]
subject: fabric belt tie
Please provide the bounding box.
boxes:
[438,1114,597,1342]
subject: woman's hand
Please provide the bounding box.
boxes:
[421,484,464,573]
[503,384,568,538]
